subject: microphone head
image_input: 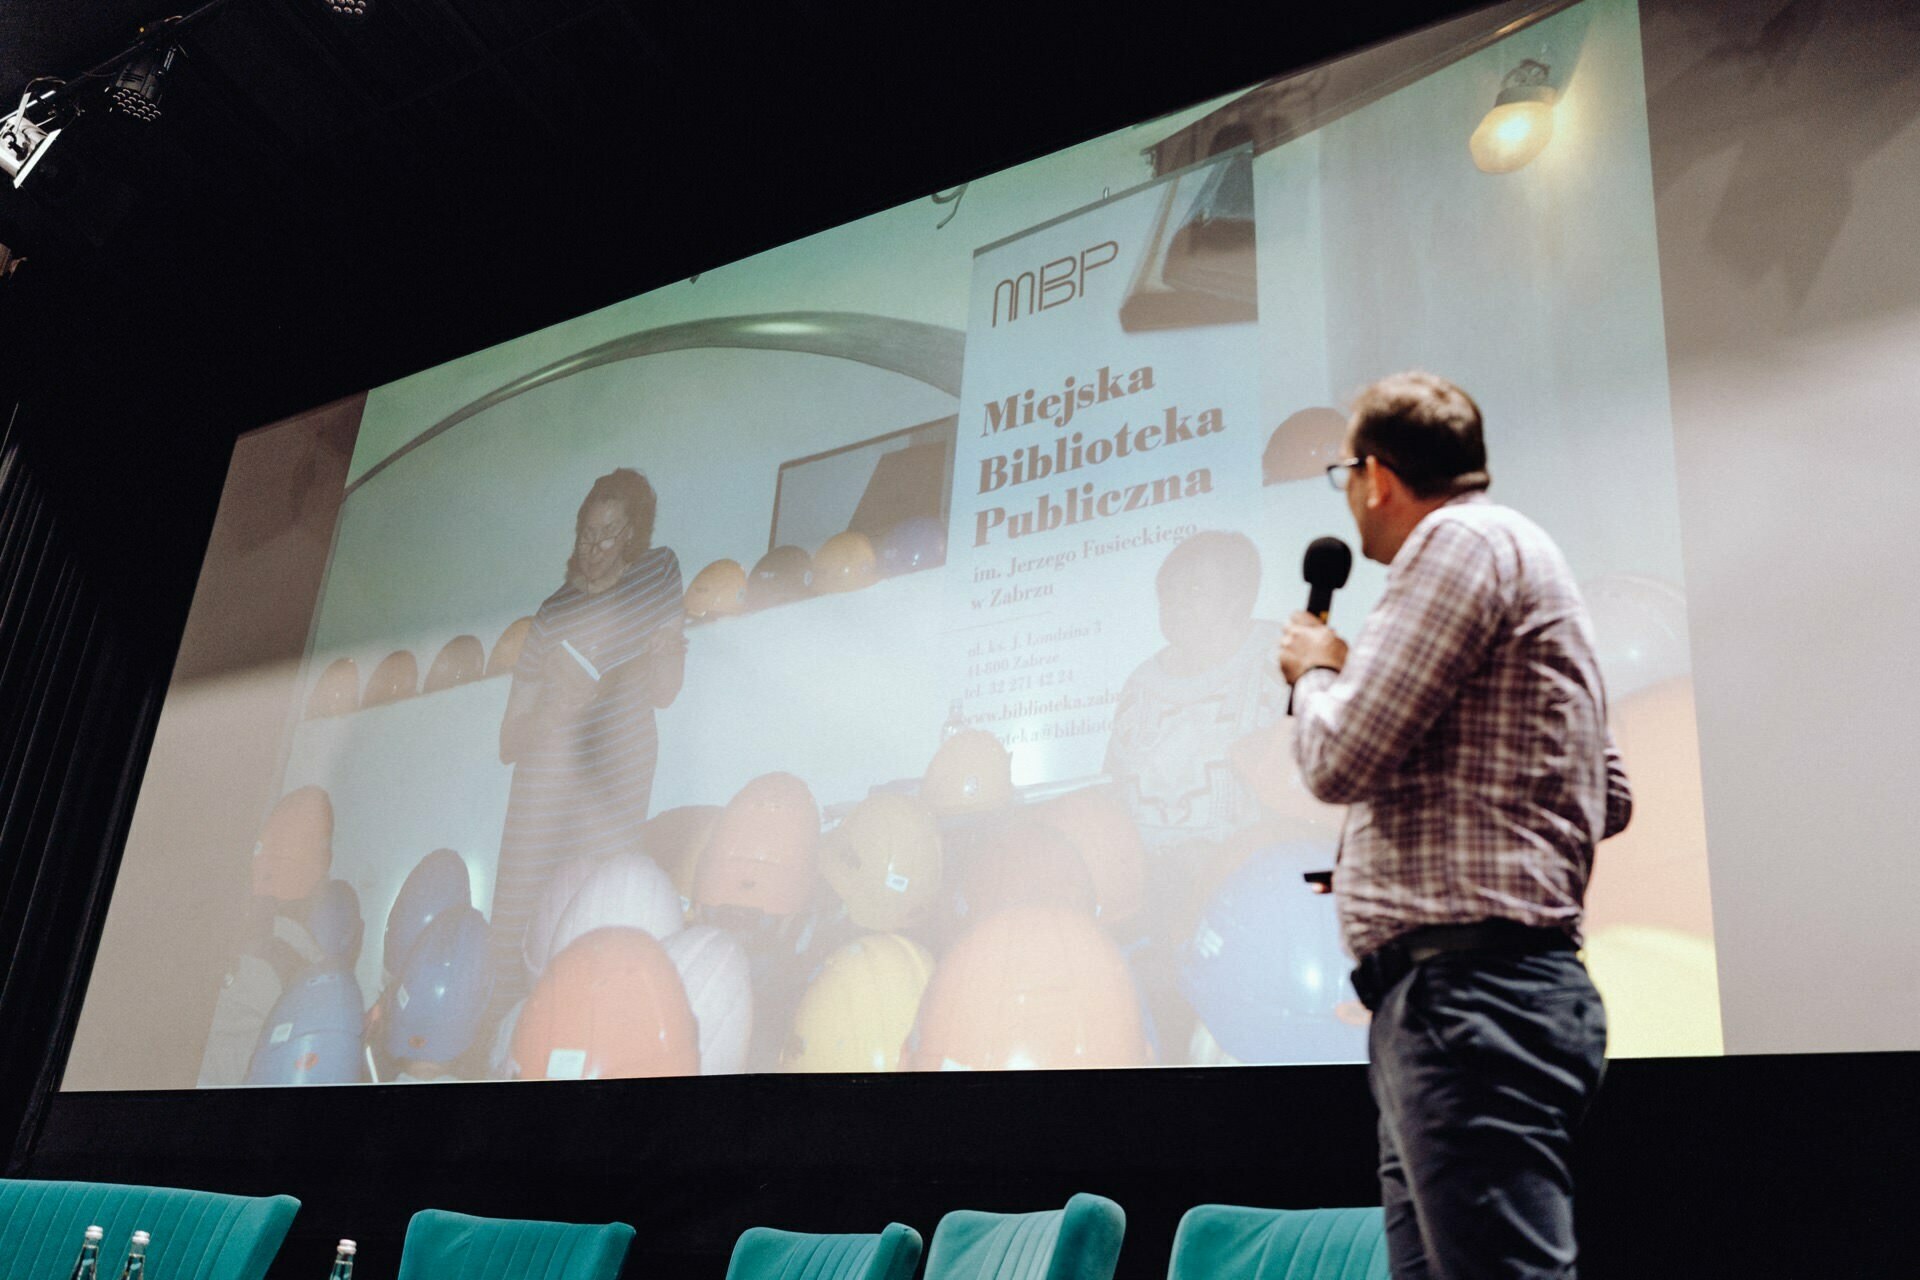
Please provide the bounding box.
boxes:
[1303,536,1353,590]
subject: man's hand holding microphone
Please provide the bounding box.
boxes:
[1280,535,1353,688]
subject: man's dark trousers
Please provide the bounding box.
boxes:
[1369,947,1608,1279]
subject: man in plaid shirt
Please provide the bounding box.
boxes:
[1279,372,1630,1280]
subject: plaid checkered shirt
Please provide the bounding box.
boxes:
[1291,493,1633,960]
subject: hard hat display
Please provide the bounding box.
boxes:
[251,786,335,902]
[1583,924,1722,1058]
[1262,407,1348,486]
[424,634,487,693]
[877,516,947,576]
[487,616,535,678]
[747,545,813,609]
[905,907,1148,1071]
[1179,839,1367,1064]
[521,854,603,979]
[640,805,722,905]
[783,933,934,1073]
[1033,785,1147,927]
[694,772,821,917]
[383,848,471,979]
[1584,676,1714,939]
[305,658,361,719]
[663,925,753,1075]
[305,879,365,967]
[362,649,420,706]
[384,904,494,1064]
[811,531,879,593]
[922,729,1014,815]
[684,558,749,619]
[956,821,1097,925]
[550,852,685,959]
[245,966,367,1086]
[512,926,698,1080]
[821,793,943,932]
[1582,574,1690,701]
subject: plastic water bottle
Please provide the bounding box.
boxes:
[114,1231,149,1280]
[65,1225,104,1280]
[327,1240,356,1280]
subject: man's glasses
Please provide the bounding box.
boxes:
[1326,458,1365,491]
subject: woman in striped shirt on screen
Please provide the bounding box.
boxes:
[491,468,687,1017]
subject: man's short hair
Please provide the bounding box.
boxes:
[1349,372,1490,499]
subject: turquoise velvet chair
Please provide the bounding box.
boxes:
[923,1193,1125,1280]
[0,1178,298,1280]
[1167,1205,1388,1280]
[724,1223,922,1280]
[396,1209,635,1280]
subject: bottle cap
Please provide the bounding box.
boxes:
[338,1241,357,1255]
[85,1227,105,1242]
[130,1232,151,1247]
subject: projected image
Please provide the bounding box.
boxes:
[67,0,1723,1091]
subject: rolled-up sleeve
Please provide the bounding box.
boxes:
[1292,520,1502,804]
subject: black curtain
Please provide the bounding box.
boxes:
[0,406,161,1170]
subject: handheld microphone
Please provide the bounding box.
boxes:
[1302,536,1353,620]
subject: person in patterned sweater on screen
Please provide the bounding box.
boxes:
[1277,372,1632,1280]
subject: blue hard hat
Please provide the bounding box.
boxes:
[306,879,365,966]
[245,966,367,1086]
[383,904,493,1063]
[878,517,947,576]
[1178,840,1367,1064]
[383,848,471,977]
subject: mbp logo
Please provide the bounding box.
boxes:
[991,240,1120,327]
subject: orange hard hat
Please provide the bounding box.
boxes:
[511,926,698,1080]
[684,559,749,620]
[821,793,943,931]
[487,617,535,678]
[362,650,419,706]
[922,729,1014,815]
[305,658,361,719]
[693,772,821,917]
[905,906,1149,1071]
[812,532,879,594]
[424,634,486,694]
[1585,676,1714,939]
[1262,407,1348,486]
[251,785,334,901]
[1033,785,1147,927]
[957,820,1098,926]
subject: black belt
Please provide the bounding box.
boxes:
[1350,919,1576,1012]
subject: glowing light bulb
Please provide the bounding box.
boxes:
[1471,100,1555,172]
[1470,58,1557,174]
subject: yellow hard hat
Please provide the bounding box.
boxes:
[782,933,934,1073]
[487,617,535,678]
[363,650,420,706]
[424,634,486,693]
[812,532,879,594]
[922,729,1014,815]
[821,793,943,931]
[305,657,360,719]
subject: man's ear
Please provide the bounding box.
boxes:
[1364,455,1393,509]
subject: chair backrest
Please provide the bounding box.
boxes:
[1167,1205,1388,1280]
[0,1178,298,1280]
[923,1193,1124,1280]
[724,1223,922,1280]
[396,1209,634,1280]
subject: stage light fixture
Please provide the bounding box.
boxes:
[0,91,63,188]
[320,0,373,19]
[1470,58,1556,174]
[108,45,177,123]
